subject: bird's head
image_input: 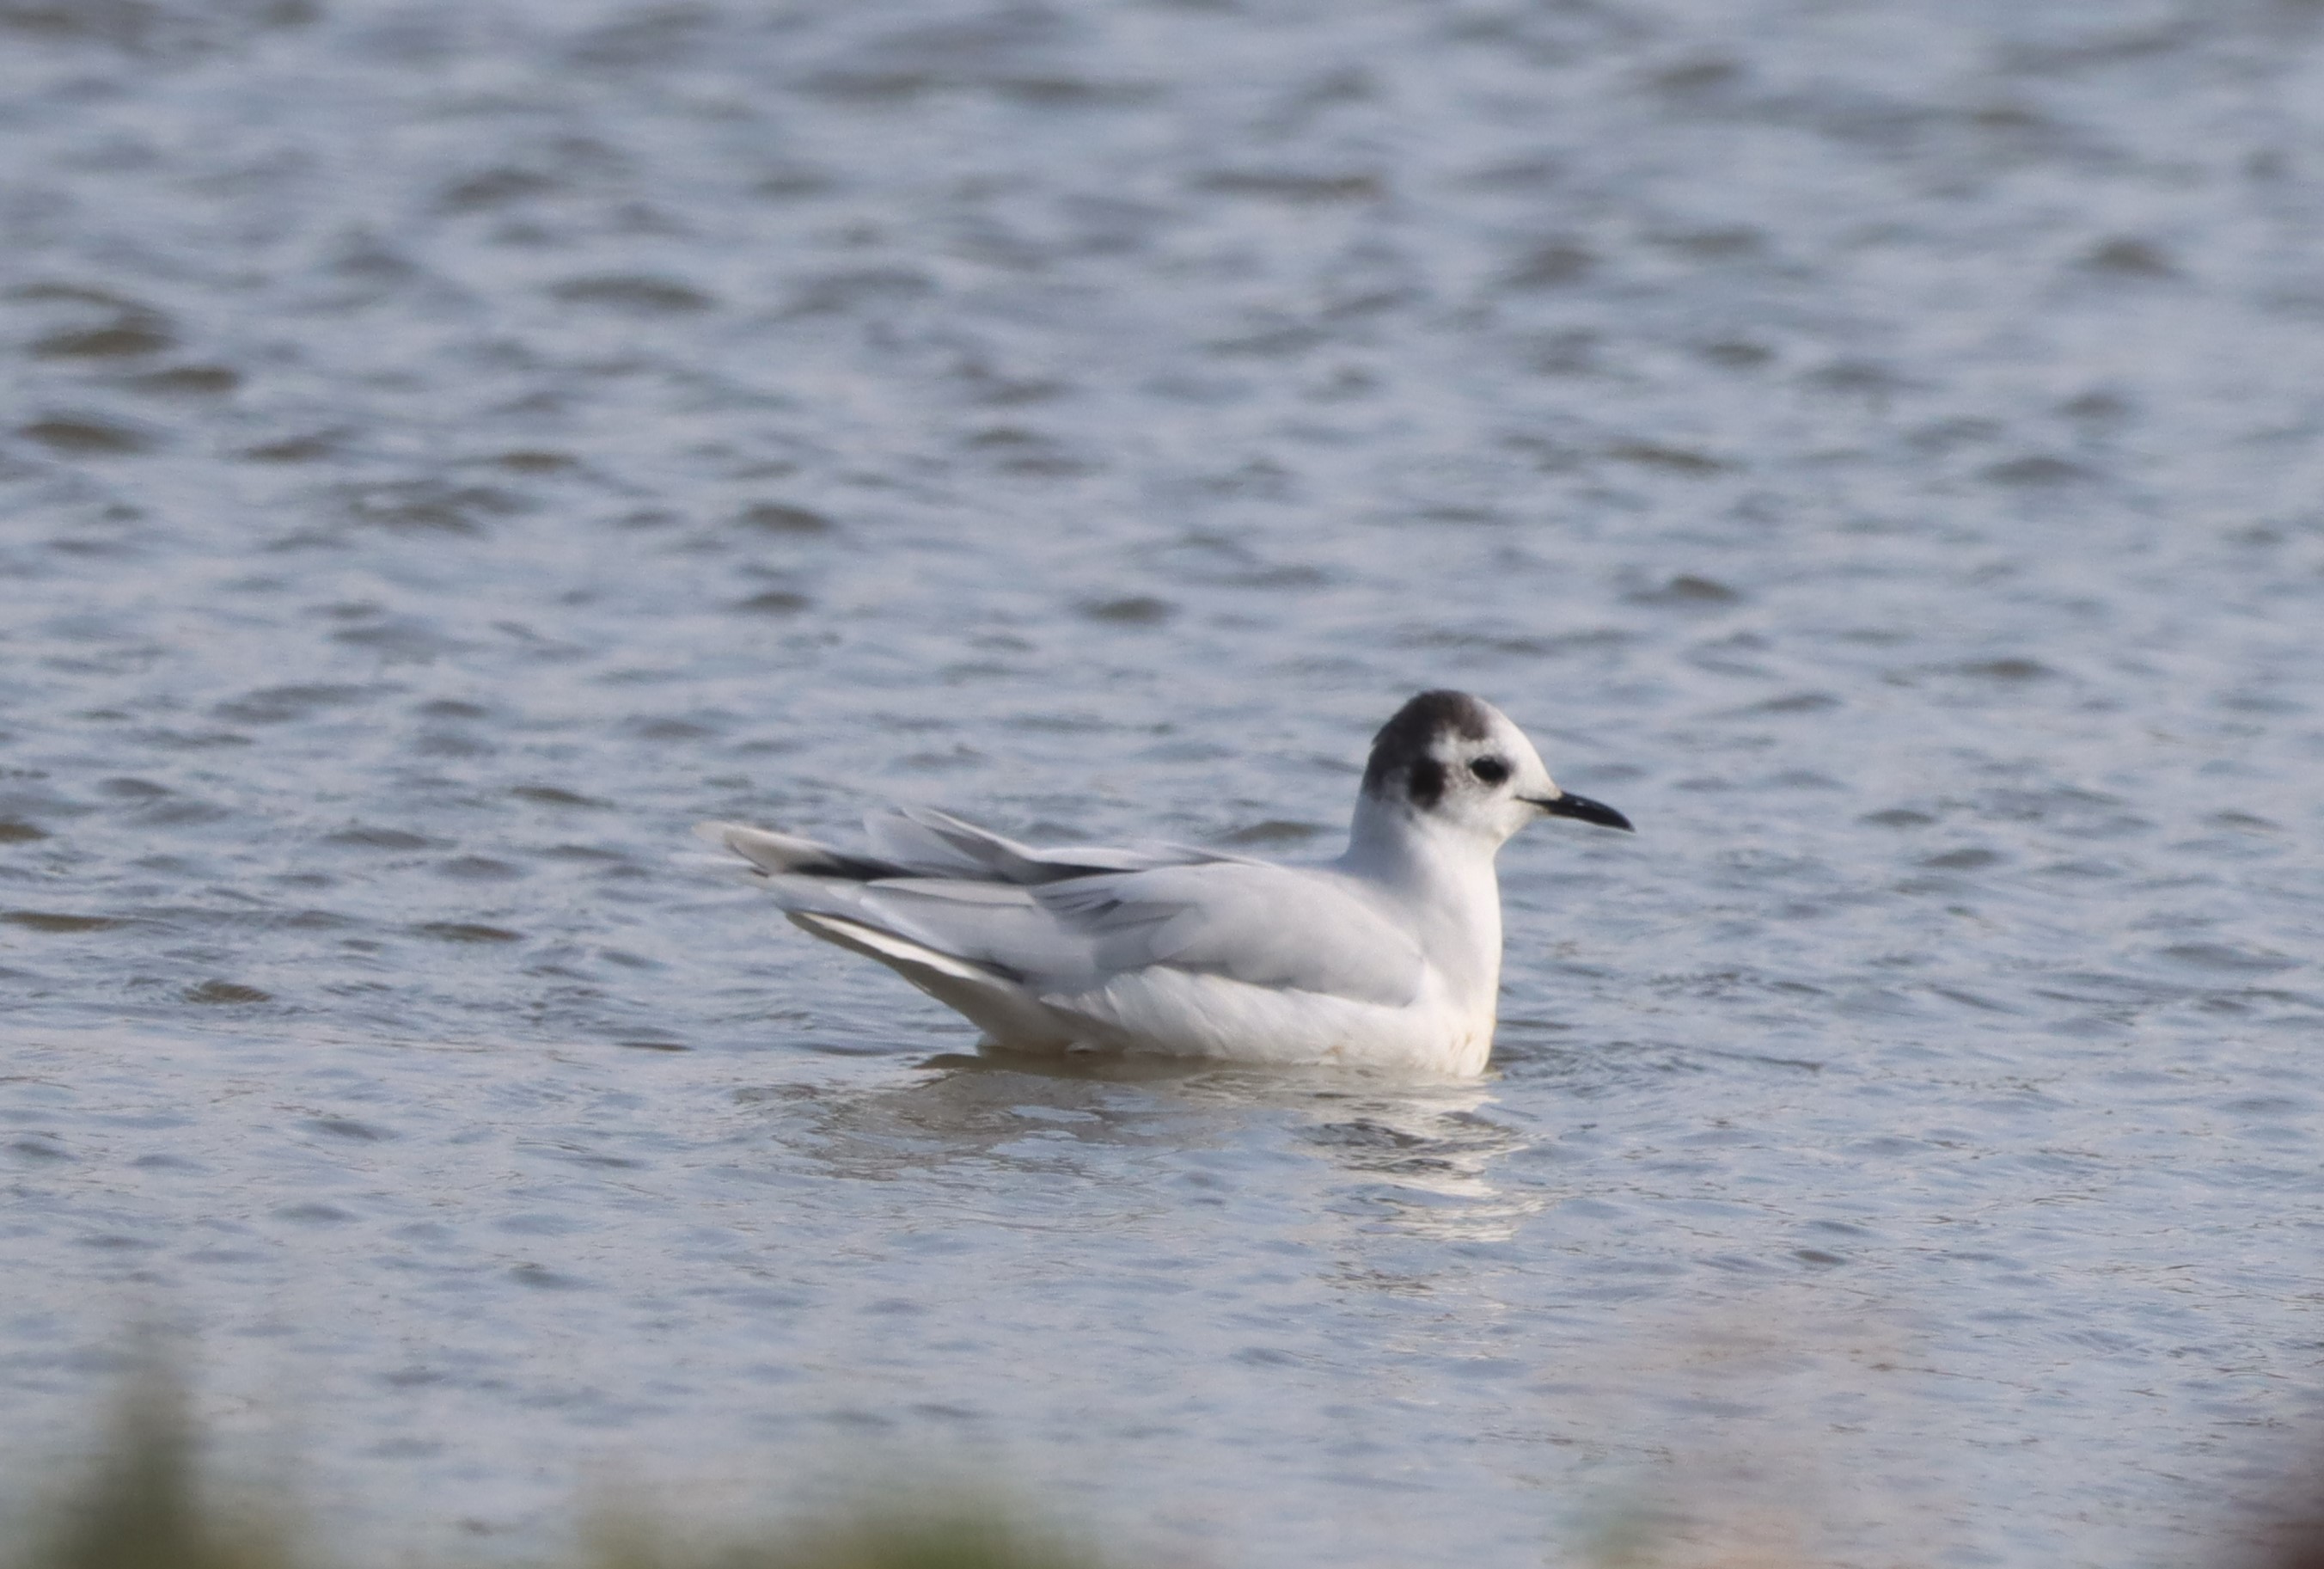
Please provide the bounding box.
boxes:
[1360,690,1633,847]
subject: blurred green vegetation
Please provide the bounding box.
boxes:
[19,1363,2324,1569]
[16,1376,291,1569]
[12,1373,1113,1569]
[589,1511,1112,1569]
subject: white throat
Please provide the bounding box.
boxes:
[1336,791,1507,1018]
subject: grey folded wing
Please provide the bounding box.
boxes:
[1029,862,1425,1008]
[719,818,1425,1010]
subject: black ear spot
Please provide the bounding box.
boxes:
[1361,690,1496,800]
[1470,756,1509,786]
[1409,757,1447,808]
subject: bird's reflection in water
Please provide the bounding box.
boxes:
[1294,1088,1539,1242]
[735,1045,1540,1241]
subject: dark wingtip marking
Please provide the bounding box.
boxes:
[798,850,912,881]
[1361,690,1495,802]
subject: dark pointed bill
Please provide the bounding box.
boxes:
[1526,792,1635,832]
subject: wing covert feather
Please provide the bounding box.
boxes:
[1033,863,1422,1007]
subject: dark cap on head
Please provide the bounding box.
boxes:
[1361,690,1495,808]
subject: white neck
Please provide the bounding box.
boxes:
[1336,793,1507,1018]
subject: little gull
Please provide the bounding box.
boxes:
[697,690,1632,1076]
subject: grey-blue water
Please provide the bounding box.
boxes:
[3,2,2321,1564]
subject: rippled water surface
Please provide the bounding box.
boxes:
[4,1,2323,1564]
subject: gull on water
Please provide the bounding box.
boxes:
[696,690,1633,1077]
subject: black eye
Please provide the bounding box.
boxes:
[1470,757,1509,786]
